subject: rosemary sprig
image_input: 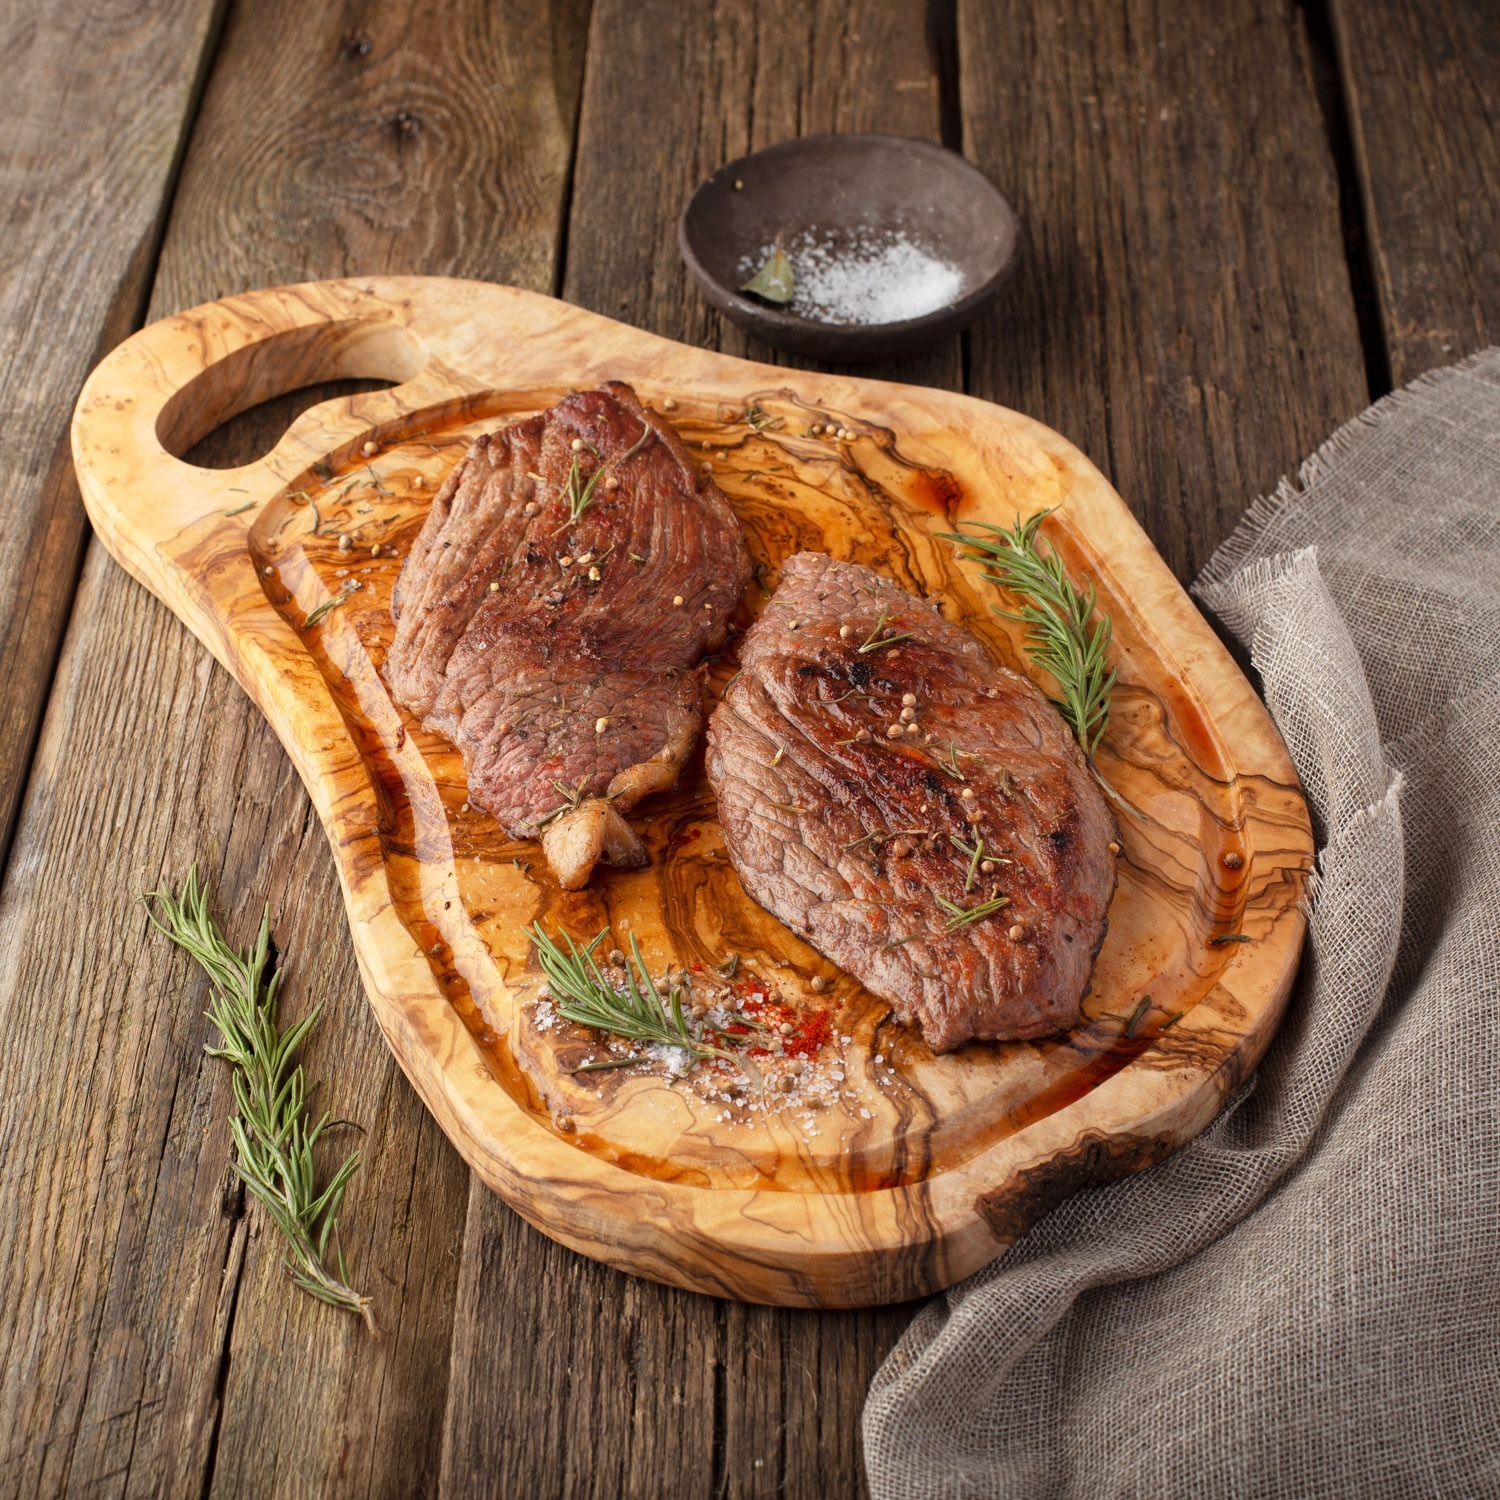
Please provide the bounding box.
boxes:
[934,891,1011,931]
[527,925,743,1066]
[536,779,588,827]
[144,867,377,1336]
[857,611,917,654]
[617,421,656,465]
[934,741,973,781]
[842,827,925,852]
[949,833,985,892]
[744,404,785,432]
[940,509,1117,758]
[304,580,362,627]
[559,452,607,528]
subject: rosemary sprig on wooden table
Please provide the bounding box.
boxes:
[939,508,1117,759]
[145,867,377,1336]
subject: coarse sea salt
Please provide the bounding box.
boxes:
[739,228,966,327]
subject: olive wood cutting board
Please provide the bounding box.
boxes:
[72,277,1311,1307]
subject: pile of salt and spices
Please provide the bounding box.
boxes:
[740,227,967,327]
[523,940,899,1131]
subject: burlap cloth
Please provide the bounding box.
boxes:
[863,352,1500,1498]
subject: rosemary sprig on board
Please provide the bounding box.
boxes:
[304,579,362,628]
[527,925,744,1066]
[939,509,1117,759]
[144,868,377,1336]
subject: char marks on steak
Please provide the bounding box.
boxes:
[387,382,751,888]
[705,552,1116,1051]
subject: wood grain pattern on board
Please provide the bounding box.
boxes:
[1332,0,1500,379]
[73,276,1312,1307]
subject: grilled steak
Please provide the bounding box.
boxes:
[705,552,1116,1051]
[387,382,751,888]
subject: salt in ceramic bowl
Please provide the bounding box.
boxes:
[678,133,1022,363]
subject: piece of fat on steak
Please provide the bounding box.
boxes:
[705,552,1117,1051]
[386,381,751,889]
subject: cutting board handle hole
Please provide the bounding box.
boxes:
[179,377,395,470]
[156,320,428,466]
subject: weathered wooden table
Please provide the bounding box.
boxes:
[1,2,1494,1494]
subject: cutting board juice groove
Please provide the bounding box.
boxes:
[73,278,1311,1305]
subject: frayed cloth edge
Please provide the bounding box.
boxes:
[1300,770,1404,919]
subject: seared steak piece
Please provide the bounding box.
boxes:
[387,382,751,889]
[706,552,1116,1051]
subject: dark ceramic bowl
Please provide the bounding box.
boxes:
[678,133,1022,363]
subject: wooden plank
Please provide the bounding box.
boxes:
[562,0,964,393]
[957,0,1371,581]
[0,2,589,1496]
[0,0,224,877]
[437,2,949,1495]
[1331,0,1500,380]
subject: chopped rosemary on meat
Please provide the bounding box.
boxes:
[939,508,1116,759]
[303,579,362,627]
[558,452,607,528]
[617,421,656,465]
[536,779,588,826]
[934,891,1011,931]
[771,745,786,766]
[842,827,925,852]
[934,741,973,781]
[857,611,917,654]
[949,834,985,891]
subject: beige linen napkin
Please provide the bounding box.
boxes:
[863,351,1500,1499]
